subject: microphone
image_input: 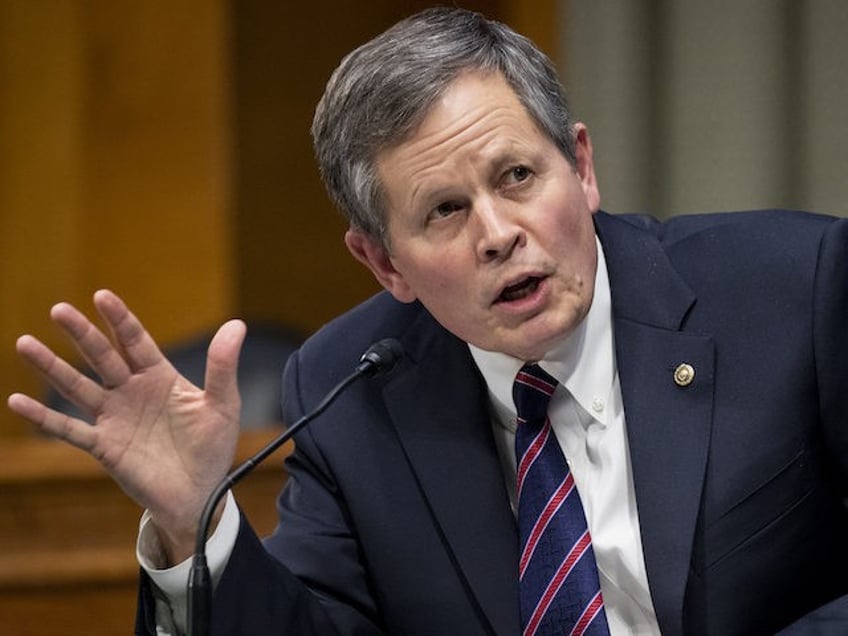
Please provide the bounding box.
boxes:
[187,338,403,636]
[356,337,403,376]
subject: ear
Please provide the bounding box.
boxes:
[344,229,417,303]
[572,122,601,213]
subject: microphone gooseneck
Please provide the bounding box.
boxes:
[187,338,403,636]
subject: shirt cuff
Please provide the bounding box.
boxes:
[136,491,240,634]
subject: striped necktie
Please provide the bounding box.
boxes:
[513,364,611,636]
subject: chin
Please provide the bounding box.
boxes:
[498,334,558,363]
[535,312,580,342]
[468,309,584,360]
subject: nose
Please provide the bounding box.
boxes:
[474,198,523,262]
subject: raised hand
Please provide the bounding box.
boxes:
[7,289,246,563]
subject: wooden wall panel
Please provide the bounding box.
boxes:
[504,0,559,60]
[0,0,233,437]
[79,0,234,331]
[0,2,87,436]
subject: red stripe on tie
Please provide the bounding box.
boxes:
[516,371,557,396]
[519,472,575,580]
[569,590,605,636]
[516,424,549,499]
[523,530,592,636]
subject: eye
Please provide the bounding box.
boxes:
[431,201,464,219]
[505,165,532,184]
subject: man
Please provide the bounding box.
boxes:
[8,7,848,635]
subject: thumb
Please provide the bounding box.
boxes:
[204,319,247,411]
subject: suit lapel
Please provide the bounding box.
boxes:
[596,212,715,635]
[384,313,521,635]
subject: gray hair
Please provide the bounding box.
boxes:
[311,7,577,245]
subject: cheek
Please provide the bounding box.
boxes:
[547,195,595,248]
[392,247,470,299]
[417,262,471,298]
[542,206,597,289]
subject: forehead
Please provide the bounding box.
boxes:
[376,72,546,197]
[394,71,536,153]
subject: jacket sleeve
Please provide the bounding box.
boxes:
[208,346,384,635]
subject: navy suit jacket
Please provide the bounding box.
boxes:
[138,210,848,635]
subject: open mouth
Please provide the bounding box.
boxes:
[497,276,542,303]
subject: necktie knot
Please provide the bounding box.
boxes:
[513,364,559,425]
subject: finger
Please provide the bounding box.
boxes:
[92,289,166,373]
[15,335,106,415]
[7,392,98,452]
[50,301,132,388]
[204,319,246,413]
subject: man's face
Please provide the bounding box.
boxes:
[345,71,601,361]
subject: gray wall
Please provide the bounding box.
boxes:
[560,1,848,219]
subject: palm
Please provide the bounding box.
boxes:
[93,361,236,525]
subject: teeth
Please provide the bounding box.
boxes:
[501,277,539,302]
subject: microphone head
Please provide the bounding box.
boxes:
[357,338,404,376]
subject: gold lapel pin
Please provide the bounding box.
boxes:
[673,363,695,387]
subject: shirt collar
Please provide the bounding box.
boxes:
[469,236,615,429]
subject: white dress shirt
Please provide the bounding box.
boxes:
[138,490,240,635]
[139,238,660,635]
[469,239,660,635]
